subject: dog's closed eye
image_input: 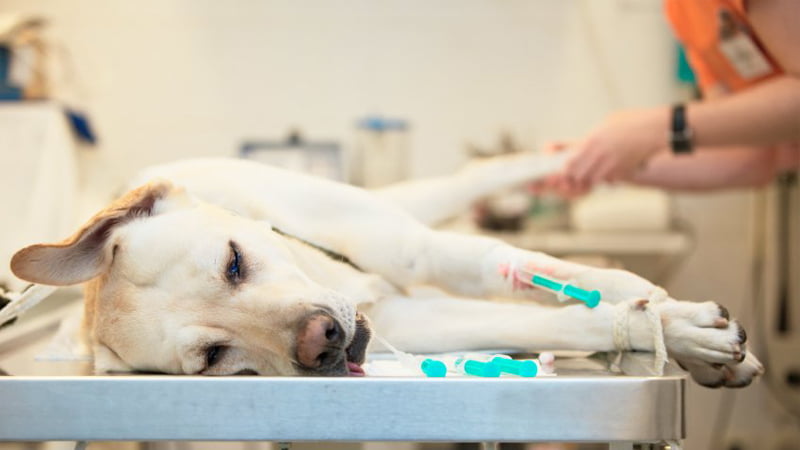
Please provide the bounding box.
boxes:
[225,241,245,284]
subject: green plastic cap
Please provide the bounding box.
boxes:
[421,358,447,377]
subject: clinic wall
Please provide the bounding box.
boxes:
[0,1,755,449]
[0,0,675,194]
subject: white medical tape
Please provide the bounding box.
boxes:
[612,301,633,352]
[612,286,669,375]
[647,287,669,375]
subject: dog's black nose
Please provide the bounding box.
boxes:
[296,313,345,369]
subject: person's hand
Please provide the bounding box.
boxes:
[528,142,592,198]
[563,107,668,186]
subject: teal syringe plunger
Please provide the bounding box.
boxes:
[523,271,601,308]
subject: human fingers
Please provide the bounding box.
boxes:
[565,146,604,187]
[542,141,573,154]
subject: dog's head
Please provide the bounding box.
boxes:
[10,181,370,376]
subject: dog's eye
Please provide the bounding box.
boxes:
[226,242,243,283]
[206,345,226,367]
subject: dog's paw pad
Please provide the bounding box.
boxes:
[676,351,764,389]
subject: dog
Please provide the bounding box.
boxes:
[9,154,763,387]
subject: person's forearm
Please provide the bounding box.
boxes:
[689,75,800,147]
[629,147,779,191]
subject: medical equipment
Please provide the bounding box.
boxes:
[448,352,555,378]
[239,130,344,181]
[374,334,447,377]
[517,268,601,308]
[351,116,409,188]
[490,355,538,377]
[452,357,501,377]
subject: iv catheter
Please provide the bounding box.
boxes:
[374,335,447,377]
[517,268,601,308]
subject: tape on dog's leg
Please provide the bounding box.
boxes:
[611,301,633,372]
[0,284,59,326]
[647,287,669,375]
[612,288,669,376]
[612,302,633,353]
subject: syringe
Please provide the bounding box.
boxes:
[454,353,553,377]
[451,356,501,377]
[490,355,538,377]
[374,334,447,377]
[517,267,601,308]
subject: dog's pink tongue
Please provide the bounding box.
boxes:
[347,361,365,377]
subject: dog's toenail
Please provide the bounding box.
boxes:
[718,304,730,320]
[714,318,729,328]
[737,326,747,344]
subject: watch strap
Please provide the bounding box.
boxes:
[670,104,693,154]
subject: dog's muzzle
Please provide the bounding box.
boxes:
[345,313,371,376]
[295,311,371,377]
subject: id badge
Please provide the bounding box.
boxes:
[717,8,774,80]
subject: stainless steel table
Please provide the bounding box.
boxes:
[0,295,685,449]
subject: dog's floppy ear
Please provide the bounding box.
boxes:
[10,181,174,286]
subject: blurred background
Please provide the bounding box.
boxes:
[0,1,797,449]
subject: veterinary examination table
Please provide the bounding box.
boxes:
[0,294,684,450]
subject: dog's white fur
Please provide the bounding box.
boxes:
[10,154,763,387]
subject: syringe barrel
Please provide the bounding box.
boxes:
[532,274,563,292]
[490,357,538,377]
[452,357,501,377]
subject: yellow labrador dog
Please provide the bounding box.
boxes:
[10,156,763,387]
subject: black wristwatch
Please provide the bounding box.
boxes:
[670,104,693,154]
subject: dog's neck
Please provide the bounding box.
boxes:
[271,227,361,271]
[277,232,401,306]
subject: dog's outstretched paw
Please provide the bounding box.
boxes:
[659,300,763,388]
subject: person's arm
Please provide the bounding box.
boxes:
[630,142,800,191]
[562,74,800,186]
[630,146,778,191]
[684,76,800,147]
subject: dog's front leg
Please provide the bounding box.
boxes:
[393,231,763,387]
[366,296,658,354]
[408,230,658,305]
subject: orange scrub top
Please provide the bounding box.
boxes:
[665,0,783,94]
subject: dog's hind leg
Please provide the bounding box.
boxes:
[374,152,568,226]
